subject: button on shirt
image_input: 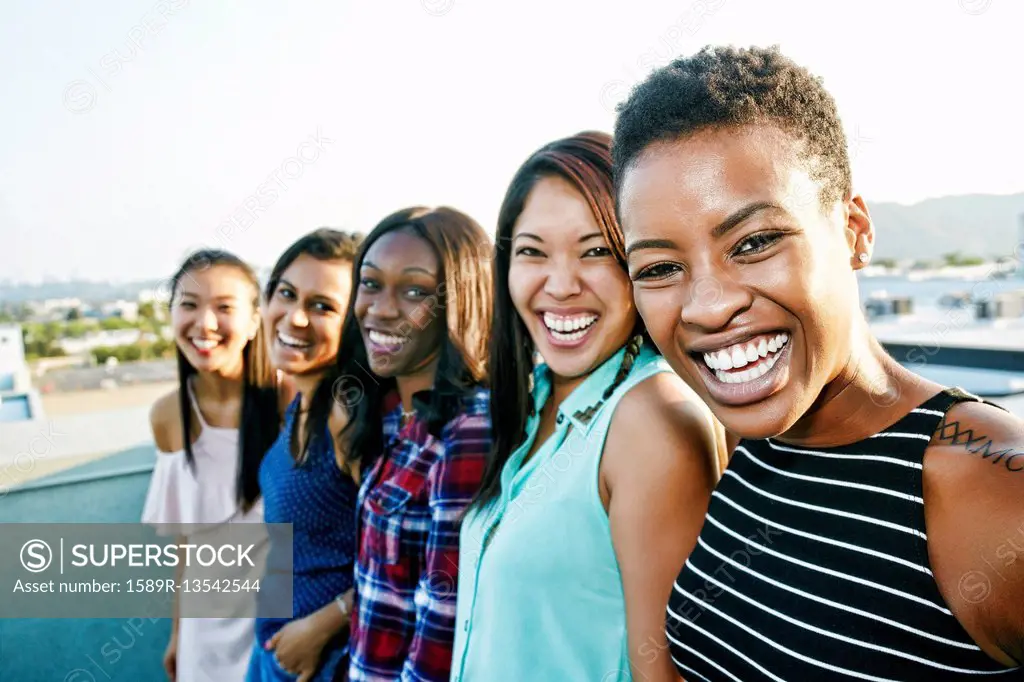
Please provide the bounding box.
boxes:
[349,388,491,682]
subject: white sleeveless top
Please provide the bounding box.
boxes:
[141,378,268,682]
[142,378,264,534]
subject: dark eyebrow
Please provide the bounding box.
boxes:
[625,201,787,258]
[625,238,677,258]
[513,231,602,244]
[712,201,784,239]
[275,278,340,305]
[177,290,241,302]
[362,260,436,277]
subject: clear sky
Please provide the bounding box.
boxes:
[1,0,1021,283]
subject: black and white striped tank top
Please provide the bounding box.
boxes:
[667,388,1022,681]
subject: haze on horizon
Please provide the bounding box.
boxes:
[1,0,1022,284]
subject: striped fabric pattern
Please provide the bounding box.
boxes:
[667,389,1022,681]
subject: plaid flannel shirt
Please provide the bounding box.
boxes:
[348,387,491,682]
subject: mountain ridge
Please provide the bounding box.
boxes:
[2,193,1022,302]
[866,192,1024,261]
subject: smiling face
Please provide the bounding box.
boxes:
[171,264,260,375]
[619,125,873,439]
[264,253,353,378]
[354,228,445,379]
[509,175,636,381]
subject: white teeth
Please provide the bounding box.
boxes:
[278,332,312,349]
[715,350,783,384]
[744,344,759,363]
[550,328,588,342]
[191,338,219,350]
[543,312,598,340]
[543,312,598,335]
[700,333,790,382]
[369,330,406,347]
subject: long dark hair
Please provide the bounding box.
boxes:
[263,228,363,464]
[169,249,278,513]
[334,207,493,475]
[473,130,648,510]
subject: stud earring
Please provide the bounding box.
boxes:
[858,253,869,263]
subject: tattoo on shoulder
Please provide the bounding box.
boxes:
[933,415,1024,474]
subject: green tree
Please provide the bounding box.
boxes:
[142,315,167,335]
[150,338,176,358]
[23,324,66,359]
[99,317,134,331]
[64,320,90,338]
[942,251,985,267]
[92,339,176,364]
[43,321,62,340]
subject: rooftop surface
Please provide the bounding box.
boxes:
[0,446,167,681]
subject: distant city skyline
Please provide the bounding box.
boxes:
[2,0,1022,283]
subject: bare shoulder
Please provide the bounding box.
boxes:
[924,399,1024,666]
[617,370,715,426]
[925,399,1024,492]
[606,371,721,477]
[149,388,184,454]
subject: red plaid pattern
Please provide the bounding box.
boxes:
[348,388,491,681]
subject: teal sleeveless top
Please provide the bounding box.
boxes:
[450,344,671,682]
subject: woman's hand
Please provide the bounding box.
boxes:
[162,630,178,681]
[265,613,334,681]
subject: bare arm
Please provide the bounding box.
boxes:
[925,400,1024,667]
[147,393,186,679]
[148,393,185,628]
[266,588,355,679]
[305,588,354,638]
[603,373,720,682]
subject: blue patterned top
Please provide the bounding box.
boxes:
[256,395,358,649]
